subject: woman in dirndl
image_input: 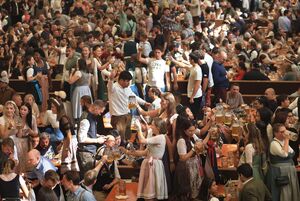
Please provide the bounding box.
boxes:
[173,117,206,200]
[24,55,43,106]
[266,123,300,201]
[127,117,168,200]
[69,58,92,120]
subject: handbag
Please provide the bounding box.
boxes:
[275,175,289,186]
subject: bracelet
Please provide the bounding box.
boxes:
[192,148,195,152]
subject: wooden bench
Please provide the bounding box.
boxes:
[177,80,300,95]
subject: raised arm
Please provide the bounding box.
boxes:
[137,47,149,64]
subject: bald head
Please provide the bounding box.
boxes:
[105,135,115,148]
[265,88,276,100]
[27,149,41,168]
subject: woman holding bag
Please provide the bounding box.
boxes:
[266,123,300,201]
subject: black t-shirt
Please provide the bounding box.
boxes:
[153,34,165,49]
[200,63,209,90]
[267,99,278,113]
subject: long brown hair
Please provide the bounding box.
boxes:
[243,123,265,154]
[2,159,15,174]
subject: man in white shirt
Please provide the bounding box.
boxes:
[108,70,150,140]
[137,46,170,101]
[171,51,203,119]
[77,100,107,177]
[202,44,214,107]
[187,52,203,119]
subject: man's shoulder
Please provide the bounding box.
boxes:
[243,178,265,191]
[78,186,96,201]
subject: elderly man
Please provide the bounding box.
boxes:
[264,88,278,112]
[26,149,57,188]
[93,135,120,200]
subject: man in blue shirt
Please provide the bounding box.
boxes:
[211,48,229,105]
[61,170,96,201]
[27,149,57,194]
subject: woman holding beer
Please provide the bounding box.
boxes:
[125,118,168,200]
[266,123,300,201]
[173,117,210,200]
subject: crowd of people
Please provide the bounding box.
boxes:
[0,0,300,200]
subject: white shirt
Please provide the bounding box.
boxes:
[150,98,161,111]
[270,138,294,158]
[289,97,298,117]
[26,67,34,79]
[187,64,202,98]
[145,58,170,89]
[77,119,91,143]
[43,110,59,128]
[239,144,256,166]
[204,53,214,88]
[107,81,146,116]
[177,134,201,155]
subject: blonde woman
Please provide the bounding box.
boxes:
[24,94,40,119]
[138,92,177,192]
[0,159,29,200]
[0,101,20,139]
[123,118,168,200]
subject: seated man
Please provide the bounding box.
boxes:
[93,135,120,200]
[36,132,55,160]
[82,156,107,193]
[226,83,244,109]
[61,170,96,201]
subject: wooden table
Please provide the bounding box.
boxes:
[105,182,138,201]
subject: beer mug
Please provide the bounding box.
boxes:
[215,111,224,124]
[118,180,126,196]
[288,131,298,141]
[209,125,219,141]
[224,112,232,126]
[231,122,240,139]
[128,96,137,110]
